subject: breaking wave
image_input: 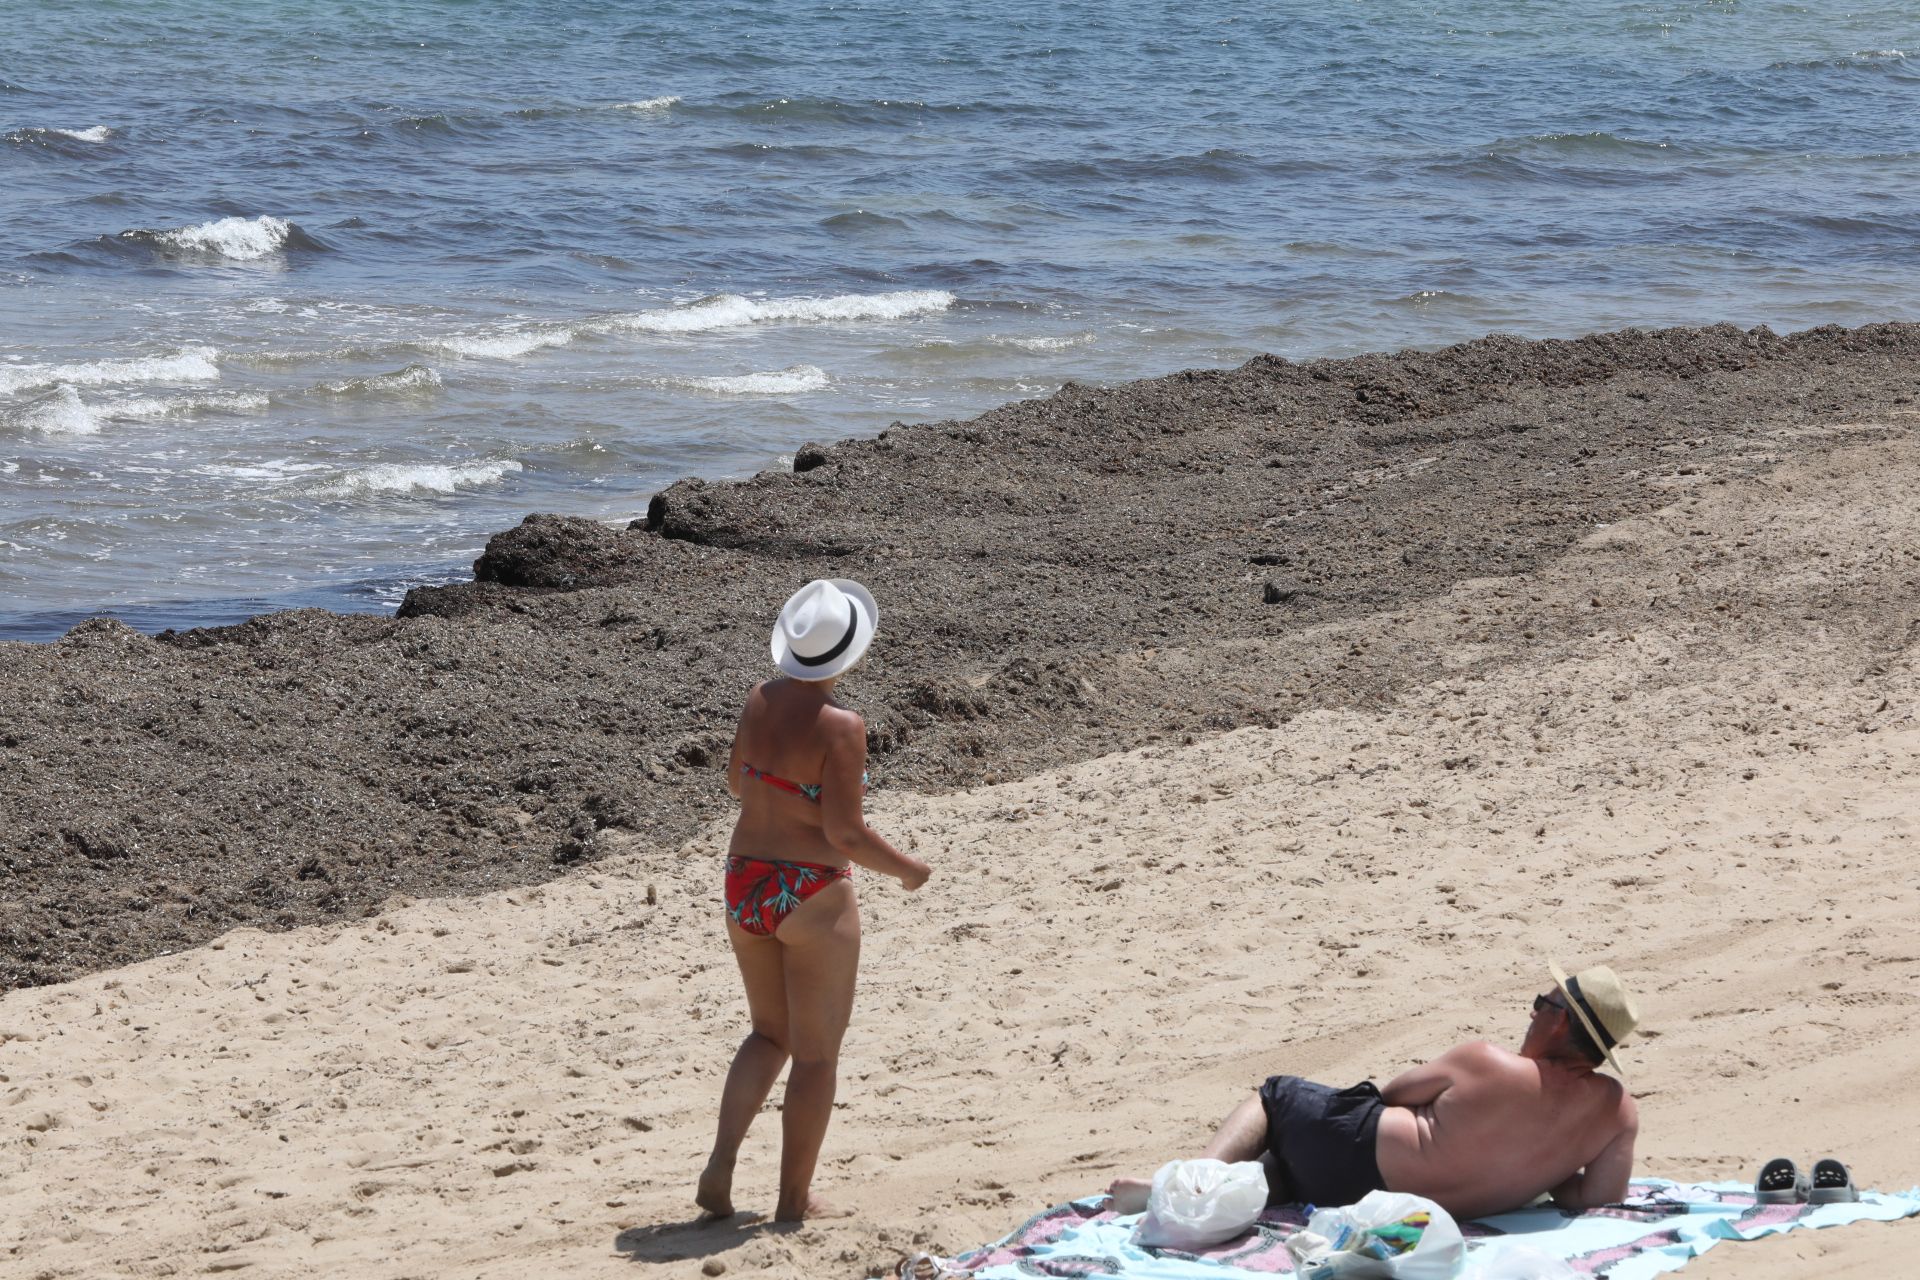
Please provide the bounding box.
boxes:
[1005,332,1096,352]
[613,96,680,111]
[675,364,830,395]
[118,215,325,262]
[104,391,271,420]
[7,124,113,145]
[432,328,575,360]
[0,347,221,396]
[317,364,444,396]
[608,288,955,334]
[425,290,952,364]
[308,459,523,499]
[2,385,102,436]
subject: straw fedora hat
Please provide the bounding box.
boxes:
[771,579,877,681]
[1549,961,1640,1076]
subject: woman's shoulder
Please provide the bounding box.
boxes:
[818,698,866,737]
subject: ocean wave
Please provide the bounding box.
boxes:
[422,289,952,365]
[1769,50,1915,74]
[309,459,523,499]
[6,124,113,145]
[1387,289,1482,310]
[316,363,444,396]
[104,391,271,421]
[118,215,325,262]
[609,288,955,334]
[613,96,680,111]
[1114,148,1266,183]
[199,459,330,482]
[884,331,1094,364]
[708,141,869,162]
[378,111,504,140]
[0,346,221,396]
[819,210,910,233]
[1005,332,1095,352]
[675,365,830,395]
[1487,131,1680,157]
[2,385,103,436]
[432,328,576,359]
[713,95,1017,127]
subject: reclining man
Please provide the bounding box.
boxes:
[1111,963,1641,1220]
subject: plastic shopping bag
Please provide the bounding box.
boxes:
[1282,1190,1466,1279]
[1130,1157,1269,1250]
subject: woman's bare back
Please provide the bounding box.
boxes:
[727,679,862,865]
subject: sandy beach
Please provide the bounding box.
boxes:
[2,327,1916,1277]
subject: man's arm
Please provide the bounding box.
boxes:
[1379,1042,1499,1108]
[1550,1098,1639,1212]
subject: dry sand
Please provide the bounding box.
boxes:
[3,430,1917,1278]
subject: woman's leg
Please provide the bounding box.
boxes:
[771,877,861,1221]
[697,919,793,1216]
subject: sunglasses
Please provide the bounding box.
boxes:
[1533,993,1569,1015]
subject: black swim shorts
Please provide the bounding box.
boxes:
[1256,1075,1389,1208]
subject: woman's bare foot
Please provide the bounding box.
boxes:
[1107,1177,1152,1214]
[775,1192,853,1222]
[695,1157,736,1218]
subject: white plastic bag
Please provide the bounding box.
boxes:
[1130,1157,1269,1250]
[1465,1243,1578,1280]
[1283,1190,1466,1279]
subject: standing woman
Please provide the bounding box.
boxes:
[697,579,931,1222]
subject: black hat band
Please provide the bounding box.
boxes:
[1566,974,1617,1050]
[791,606,859,668]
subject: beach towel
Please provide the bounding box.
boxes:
[942,1179,1920,1280]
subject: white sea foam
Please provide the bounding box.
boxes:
[318,364,444,395]
[9,124,113,143]
[51,124,112,142]
[1,461,17,475]
[609,289,955,334]
[310,459,523,499]
[4,385,104,436]
[678,364,830,395]
[199,459,330,482]
[104,391,271,421]
[433,328,575,359]
[1005,332,1096,351]
[424,290,949,366]
[0,347,221,397]
[614,96,680,111]
[152,215,296,261]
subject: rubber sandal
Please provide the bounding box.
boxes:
[897,1252,973,1280]
[1808,1157,1859,1204]
[1755,1157,1808,1203]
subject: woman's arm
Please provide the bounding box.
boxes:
[817,709,929,889]
[724,686,760,801]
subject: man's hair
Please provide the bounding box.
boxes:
[1564,1010,1607,1067]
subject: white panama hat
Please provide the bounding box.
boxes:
[771,579,878,681]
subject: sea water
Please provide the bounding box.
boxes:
[3,0,1918,638]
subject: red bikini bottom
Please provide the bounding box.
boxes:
[724,856,853,937]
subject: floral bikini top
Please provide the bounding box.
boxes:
[739,762,868,803]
